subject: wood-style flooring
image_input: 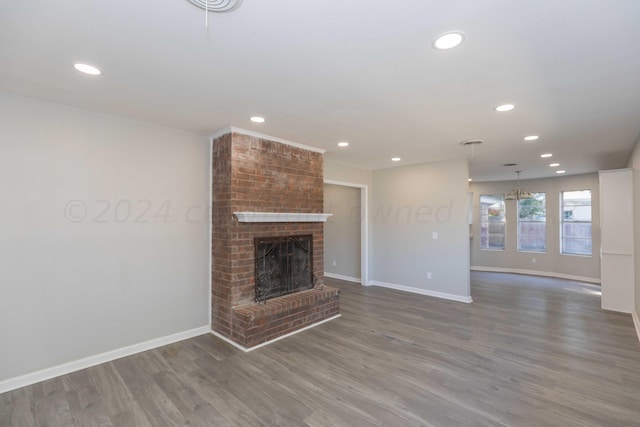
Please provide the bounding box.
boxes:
[2,272,640,426]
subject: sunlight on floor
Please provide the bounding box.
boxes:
[563,286,602,296]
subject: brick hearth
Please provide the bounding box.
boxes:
[211,130,340,349]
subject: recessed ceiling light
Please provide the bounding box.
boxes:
[556,170,566,174]
[337,142,349,147]
[495,104,516,112]
[540,153,553,158]
[391,157,401,162]
[433,32,465,50]
[549,163,560,167]
[250,116,265,123]
[73,63,101,75]
[524,135,539,141]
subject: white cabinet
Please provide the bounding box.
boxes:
[599,169,635,313]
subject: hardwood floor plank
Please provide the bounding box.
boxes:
[0,388,36,427]
[186,369,271,427]
[109,408,152,427]
[152,371,230,427]
[33,389,75,427]
[68,385,114,427]
[85,364,135,417]
[125,383,188,427]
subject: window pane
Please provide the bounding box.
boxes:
[561,238,592,255]
[562,223,592,238]
[518,222,546,252]
[480,195,505,250]
[561,190,592,255]
[518,193,546,252]
[562,190,592,222]
[518,195,546,221]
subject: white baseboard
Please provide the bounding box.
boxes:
[471,266,601,284]
[0,325,211,395]
[369,281,473,304]
[324,272,361,284]
[633,311,640,344]
[211,314,342,352]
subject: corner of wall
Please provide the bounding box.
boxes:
[632,311,640,343]
[626,135,640,339]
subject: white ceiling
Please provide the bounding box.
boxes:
[2,0,640,181]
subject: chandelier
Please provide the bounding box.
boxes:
[505,171,533,201]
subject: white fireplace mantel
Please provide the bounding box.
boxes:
[234,212,332,223]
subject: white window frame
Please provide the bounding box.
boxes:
[480,194,506,251]
[560,190,593,256]
[517,192,546,253]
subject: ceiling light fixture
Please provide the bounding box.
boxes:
[187,0,242,11]
[495,104,516,112]
[549,163,560,167]
[73,63,101,75]
[250,116,265,123]
[524,135,539,141]
[186,0,243,27]
[391,157,401,162]
[337,142,349,147]
[459,139,484,159]
[433,32,465,50]
[505,171,533,201]
[468,178,473,182]
[556,170,566,174]
[540,153,553,158]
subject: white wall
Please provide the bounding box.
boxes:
[324,184,361,281]
[0,93,210,387]
[371,158,471,301]
[626,139,640,339]
[469,173,600,282]
[599,169,634,312]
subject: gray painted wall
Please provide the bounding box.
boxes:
[324,162,373,188]
[469,173,601,281]
[0,93,210,383]
[324,161,373,284]
[324,184,361,280]
[371,158,471,299]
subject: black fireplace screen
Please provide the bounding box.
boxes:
[255,235,313,303]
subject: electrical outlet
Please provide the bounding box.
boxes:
[532,258,537,264]
[432,231,438,240]
[427,272,432,280]
[332,260,337,267]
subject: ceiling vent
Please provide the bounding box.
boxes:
[459,139,484,146]
[186,0,242,12]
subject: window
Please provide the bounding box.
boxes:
[518,193,546,252]
[480,195,505,250]
[561,190,592,255]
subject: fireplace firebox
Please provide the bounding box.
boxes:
[255,235,313,303]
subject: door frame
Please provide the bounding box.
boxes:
[323,179,369,286]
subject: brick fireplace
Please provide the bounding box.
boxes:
[211,129,340,349]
